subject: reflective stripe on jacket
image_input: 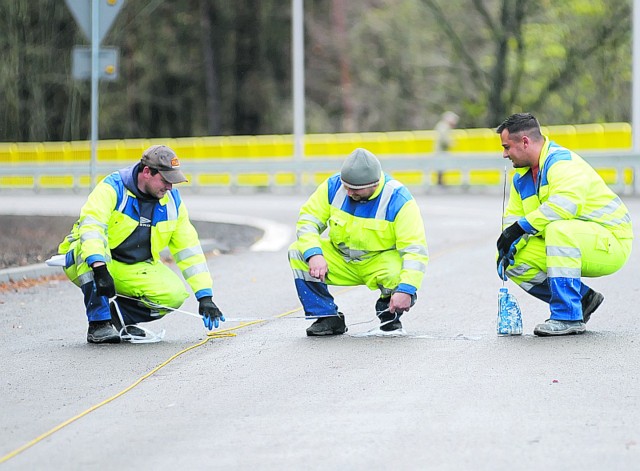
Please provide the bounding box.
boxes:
[503,137,633,243]
[295,173,429,294]
[58,169,213,298]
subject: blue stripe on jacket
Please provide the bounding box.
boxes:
[104,166,183,225]
[326,174,413,222]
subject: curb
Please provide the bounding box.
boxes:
[0,239,223,286]
[0,263,62,284]
[0,215,291,285]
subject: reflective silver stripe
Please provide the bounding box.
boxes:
[77,272,94,286]
[166,192,178,221]
[584,199,632,227]
[330,186,348,209]
[620,213,632,223]
[547,195,577,215]
[299,213,326,231]
[399,244,429,256]
[548,267,581,278]
[586,214,632,227]
[80,230,107,245]
[546,246,581,258]
[182,262,209,279]
[297,224,321,237]
[374,180,402,219]
[503,215,520,225]
[379,286,393,296]
[402,260,427,273]
[117,193,129,213]
[508,262,547,281]
[336,242,368,260]
[516,269,547,291]
[539,204,564,221]
[292,269,319,282]
[288,249,305,262]
[174,246,204,263]
[79,216,108,229]
[507,263,532,277]
[584,197,623,219]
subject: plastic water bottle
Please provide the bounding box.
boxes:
[497,287,523,336]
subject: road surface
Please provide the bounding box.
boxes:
[1,191,639,470]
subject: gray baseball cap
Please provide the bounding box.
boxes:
[141,145,188,184]
[340,148,382,189]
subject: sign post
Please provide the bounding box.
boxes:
[65,0,124,188]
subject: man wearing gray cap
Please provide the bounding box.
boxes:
[57,145,225,343]
[288,148,429,336]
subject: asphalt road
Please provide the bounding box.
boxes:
[1,190,639,470]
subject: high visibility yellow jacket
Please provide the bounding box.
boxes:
[58,166,213,298]
[295,173,429,295]
[503,137,633,242]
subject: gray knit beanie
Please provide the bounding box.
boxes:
[340,148,382,189]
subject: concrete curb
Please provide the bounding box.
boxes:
[0,239,224,285]
[0,263,63,284]
[0,215,291,285]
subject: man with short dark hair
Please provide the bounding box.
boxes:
[496,113,633,336]
[288,148,429,336]
[58,145,225,343]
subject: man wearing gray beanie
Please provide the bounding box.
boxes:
[288,148,429,336]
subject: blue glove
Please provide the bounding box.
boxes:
[198,296,225,330]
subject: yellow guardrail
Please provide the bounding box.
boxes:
[0,123,634,190]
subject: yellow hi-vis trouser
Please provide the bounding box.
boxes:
[64,244,189,323]
[505,219,632,320]
[288,238,403,317]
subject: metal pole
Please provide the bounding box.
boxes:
[292,0,305,187]
[634,0,640,152]
[90,0,100,188]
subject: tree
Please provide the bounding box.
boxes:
[0,0,634,141]
[418,0,632,127]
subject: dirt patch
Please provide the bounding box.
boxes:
[0,215,264,270]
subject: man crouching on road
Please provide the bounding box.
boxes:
[288,148,429,336]
[496,113,633,336]
[58,145,225,344]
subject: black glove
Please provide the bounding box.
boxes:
[92,264,116,298]
[198,296,225,330]
[497,222,525,258]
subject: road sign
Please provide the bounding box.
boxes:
[65,0,125,45]
[72,46,119,81]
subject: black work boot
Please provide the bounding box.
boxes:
[110,301,146,339]
[581,289,604,323]
[87,321,121,344]
[306,313,347,336]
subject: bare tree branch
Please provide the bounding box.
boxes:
[420,0,490,90]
